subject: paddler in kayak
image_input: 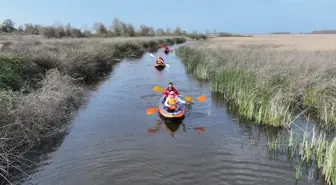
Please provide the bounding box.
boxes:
[162,82,181,97]
[164,91,190,112]
[164,46,170,53]
[156,56,164,65]
[159,43,164,48]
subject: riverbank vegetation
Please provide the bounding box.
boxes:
[177,35,336,128]
[0,35,186,183]
[176,34,336,184]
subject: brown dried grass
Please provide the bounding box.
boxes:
[0,36,186,184]
[177,34,336,127]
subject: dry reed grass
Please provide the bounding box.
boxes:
[177,35,336,127]
[0,36,186,184]
[207,34,336,51]
[176,34,336,184]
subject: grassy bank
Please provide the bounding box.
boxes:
[0,36,186,183]
[176,35,336,184]
[176,35,336,128]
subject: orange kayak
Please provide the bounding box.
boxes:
[158,96,185,119]
[154,63,166,70]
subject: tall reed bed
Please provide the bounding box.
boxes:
[176,35,336,184]
[176,36,336,128]
[261,125,336,185]
[0,36,186,183]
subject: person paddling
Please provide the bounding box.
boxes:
[164,91,190,112]
[163,82,181,97]
[156,56,164,64]
[159,43,165,48]
[164,46,170,52]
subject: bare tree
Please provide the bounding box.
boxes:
[110,17,122,36]
[165,28,172,35]
[156,28,165,36]
[173,27,182,35]
[93,22,108,35]
[125,23,135,36]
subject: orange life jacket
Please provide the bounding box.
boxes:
[156,57,163,64]
[167,97,177,105]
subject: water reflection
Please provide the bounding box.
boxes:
[148,118,205,137]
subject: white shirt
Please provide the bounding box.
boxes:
[164,96,187,107]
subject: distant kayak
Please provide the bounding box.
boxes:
[158,96,185,119]
[164,50,171,54]
[154,63,166,70]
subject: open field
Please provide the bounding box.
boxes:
[206,34,336,51]
[0,35,186,183]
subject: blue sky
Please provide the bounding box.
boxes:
[1,0,335,34]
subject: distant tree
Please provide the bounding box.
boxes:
[54,24,66,38]
[165,28,172,35]
[173,27,182,35]
[2,19,15,32]
[41,26,57,38]
[83,29,93,37]
[24,23,40,35]
[93,22,108,35]
[110,17,122,36]
[138,24,151,36]
[125,23,136,36]
[148,27,155,36]
[65,23,72,37]
[1,18,191,38]
[70,28,84,38]
[156,28,165,36]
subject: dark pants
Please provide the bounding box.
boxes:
[165,104,180,112]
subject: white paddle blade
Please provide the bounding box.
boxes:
[165,64,170,67]
[149,53,155,58]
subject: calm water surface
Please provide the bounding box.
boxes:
[15,45,321,185]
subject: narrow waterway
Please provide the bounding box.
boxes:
[15,44,321,185]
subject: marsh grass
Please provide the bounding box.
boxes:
[176,36,336,128]
[235,116,336,184]
[176,35,336,184]
[0,36,186,184]
[266,125,336,185]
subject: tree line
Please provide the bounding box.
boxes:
[0,18,207,39]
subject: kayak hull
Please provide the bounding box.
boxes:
[154,64,166,70]
[158,96,185,119]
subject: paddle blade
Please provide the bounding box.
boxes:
[146,108,159,115]
[195,126,205,134]
[165,64,170,67]
[196,95,207,102]
[149,53,155,58]
[148,128,159,133]
[153,86,164,92]
[184,96,192,102]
